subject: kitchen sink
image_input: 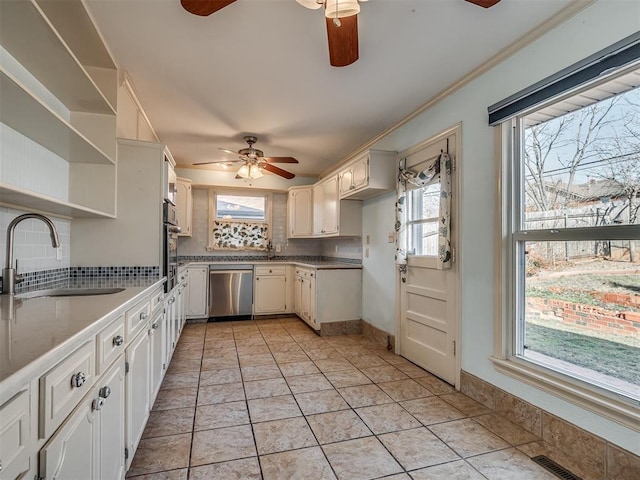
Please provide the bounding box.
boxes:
[16,287,126,299]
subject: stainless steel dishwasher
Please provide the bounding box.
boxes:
[209,265,253,319]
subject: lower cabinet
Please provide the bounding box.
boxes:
[0,389,30,480]
[294,268,316,328]
[185,265,208,318]
[254,266,287,314]
[125,328,151,469]
[38,357,125,480]
[149,305,167,404]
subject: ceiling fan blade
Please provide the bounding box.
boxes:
[262,157,299,164]
[326,14,358,67]
[180,0,236,16]
[464,0,501,8]
[262,163,295,179]
[219,147,240,156]
[192,159,242,165]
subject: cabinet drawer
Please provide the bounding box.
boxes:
[151,288,165,312]
[40,340,95,439]
[0,390,30,480]
[294,268,314,279]
[125,297,151,341]
[255,266,286,276]
[96,314,125,374]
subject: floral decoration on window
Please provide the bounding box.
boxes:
[209,221,269,250]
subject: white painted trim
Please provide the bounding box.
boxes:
[490,356,640,431]
[120,72,159,143]
[320,0,595,178]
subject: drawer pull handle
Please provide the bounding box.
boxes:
[92,397,105,411]
[72,372,86,388]
[113,335,124,347]
[140,311,149,320]
[99,386,111,399]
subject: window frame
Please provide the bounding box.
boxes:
[406,183,441,258]
[212,189,270,224]
[493,108,640,431]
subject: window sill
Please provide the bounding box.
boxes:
[490,355,640,431]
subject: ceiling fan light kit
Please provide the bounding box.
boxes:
[237,163,264,179]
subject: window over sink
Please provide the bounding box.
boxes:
[208,189,271,250]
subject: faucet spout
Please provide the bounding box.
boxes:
[2,213,60,295]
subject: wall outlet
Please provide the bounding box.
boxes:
[366,234,370,245]
[56,247,62,261]
[388,233,395,243]
[335,245,339,253]
[275,244,281,253]
[365,247,369,258]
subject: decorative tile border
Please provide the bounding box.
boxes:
[69,266,159,278]
[1,266,160,292]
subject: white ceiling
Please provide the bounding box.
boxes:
[85,0,575,179]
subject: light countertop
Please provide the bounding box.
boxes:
[0,278,163,390]
[185,260,362,270]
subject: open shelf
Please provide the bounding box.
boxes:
[0,183,115,219]
[0,0,116,114]
[0,69,115,165]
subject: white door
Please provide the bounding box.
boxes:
[399,129,459,386]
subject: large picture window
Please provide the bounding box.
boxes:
[208,190,270,250]
[507,73,640,404]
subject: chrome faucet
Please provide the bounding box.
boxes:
[2,213,60,295]
[266,240,275,261]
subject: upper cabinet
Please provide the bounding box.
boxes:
[288,186,314,238]
[338,150,396,200]
[0,0,118,218]
[176,177,193,237]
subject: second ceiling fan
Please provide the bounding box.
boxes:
[180,1,502,67]
[193,136,299,179]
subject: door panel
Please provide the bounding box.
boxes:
[399,130,458,386]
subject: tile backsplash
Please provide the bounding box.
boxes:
[0,207,70,274]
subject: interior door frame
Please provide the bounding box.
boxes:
[394,122,462,389]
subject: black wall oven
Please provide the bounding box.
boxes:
[163,202,180,292]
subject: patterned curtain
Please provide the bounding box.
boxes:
[209,221,269,250]
[395,150,452,280]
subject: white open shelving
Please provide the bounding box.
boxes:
[0,0,118,219]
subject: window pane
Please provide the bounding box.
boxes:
[408,222,438,256]
[520,239,640,400]
[216,194,265,221]
[408,183,440,221]
[522,87,640,230]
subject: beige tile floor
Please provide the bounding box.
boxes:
[126,317,556,480]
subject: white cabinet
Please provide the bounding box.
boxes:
[38,358,125,480]
[176,177,193,237]
[186,266,208,318]
[0,0,117,218]
[149,306,167,404]
[254,266,287,314]
[338,150,396,200]
[294,268,316,329]
[0,389,30,480]
[313,175,362,238]
[287,186,314,238]
[125,329,151,469]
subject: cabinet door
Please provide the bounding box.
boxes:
[288,188,313,237]
[312,183,324,235]
[186,267,208,318]
[351,156,369,191]
[294,275,302,316]
[149,309,166,403]
[300,277,311,322]
[339,168,354,196]
[322,176,339,235]
[254,275,286,314]
[39,394,97,480]
[125,329,151,468]
[0,390,30,480]
[176,178,192,237]
[97,358,126,480]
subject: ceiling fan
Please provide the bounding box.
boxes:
[192,136,299,179]
[180,1,501,67]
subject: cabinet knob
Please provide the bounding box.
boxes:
[99,386,111,399]
[140,311,149,320]
[113,335,124,347]
[152,321,159,330]
[92,397,105,411]
[71,372,86,388]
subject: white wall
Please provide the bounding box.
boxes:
[363,0,640,453]
[361,192,397,334]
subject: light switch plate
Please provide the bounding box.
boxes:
[388,233,395,243]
